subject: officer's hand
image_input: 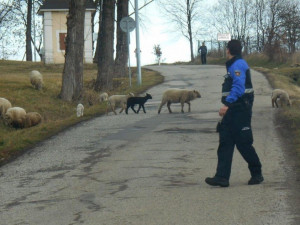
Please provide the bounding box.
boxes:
[219,105,229,117]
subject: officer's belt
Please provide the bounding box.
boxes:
[222,88,254,97]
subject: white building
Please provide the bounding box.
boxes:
[38,0,96,64]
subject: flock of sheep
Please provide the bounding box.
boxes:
[0,70,43,129]
[83,88,202,116]
[0,69,292,130]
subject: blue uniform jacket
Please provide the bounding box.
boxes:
[225,58,249,104]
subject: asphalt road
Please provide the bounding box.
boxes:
[0,65,299,225]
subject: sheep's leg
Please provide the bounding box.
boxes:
[111,105,117,115]
[275,98,279,108]
[125,105,130,114]
[119,104,125,113]
[180,101,185,113]
[106,103,111,115]
[140,104,146,113]
[158,100,166,114]
[131,105,137,113]
[272,98,275,108]
[187,102,191,112]
[167,101,172,113]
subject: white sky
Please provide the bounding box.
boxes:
[129,0,217,66]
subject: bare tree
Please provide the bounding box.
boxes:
[0,0,14,58]
[60,0,86,102]
[93,0,103,63]
[264,0,285,60]
[278,0,300,53]
[158,0,202,62]
[210,0,254,54]
[114,0,129,78]
[94,0,116,91]
[153,44,162,65]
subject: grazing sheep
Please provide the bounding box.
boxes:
[0,97,12,118]
[24,112,42,128]
[158,89,201,114]
[106,93,134,115]
[126,93,152,114]
[30,70,44,90]
[99,92,109,102]
[4,107,26,128]
[76,103,84,117]
[271,89,291,108]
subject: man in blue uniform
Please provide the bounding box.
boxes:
[205,40,263,187]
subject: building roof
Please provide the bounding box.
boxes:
[39,0,96,12]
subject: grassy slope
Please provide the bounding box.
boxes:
[0,60,164,165]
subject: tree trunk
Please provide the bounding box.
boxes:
[114,0,129,78]
[26,0,32,61]
[60,0,86,102]
[93,0,103,63]
[95,0,115,91]
[187,0,194,62]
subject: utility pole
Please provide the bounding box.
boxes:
[134,0,142,85]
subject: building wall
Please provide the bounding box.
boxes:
[52,11,67,63]
[43,12,53,64]
[43,10,94,64]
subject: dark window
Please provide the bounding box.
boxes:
[59,33,67,50]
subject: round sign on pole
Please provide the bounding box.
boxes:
[120,17,136,33]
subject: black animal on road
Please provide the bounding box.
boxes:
[126,93,152,114]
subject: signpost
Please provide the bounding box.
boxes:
[217,33,231,57]
[217,33,231,41]
[134,0,142,86]
[120,17,136,87]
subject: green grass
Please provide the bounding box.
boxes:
[0,60,164,165]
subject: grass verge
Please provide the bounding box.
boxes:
[0,60,164,166]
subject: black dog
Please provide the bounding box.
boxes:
[126,93,152,114]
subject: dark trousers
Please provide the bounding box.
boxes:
[201,54,206,64]
[215,106,262,180]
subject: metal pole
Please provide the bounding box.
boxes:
[134,0,142,85]
[126,22,132,87]
[33,0,36,61]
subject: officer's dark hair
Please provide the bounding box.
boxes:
[227,39,242,56]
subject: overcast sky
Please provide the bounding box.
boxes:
[129,0,216,66]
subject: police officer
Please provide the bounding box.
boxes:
[205,39,263,187]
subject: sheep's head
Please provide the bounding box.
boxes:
[37,82,43,90]
[146,93,152,99]
[3,113,12,126]
[193,90,201,98]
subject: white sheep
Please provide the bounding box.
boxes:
[99,92,108,102]
[106,93,134,115]
[30,70,44,90]
[4,107,26,128]
[0,97,12,118]
[158,89,201,114]
[24,112,42,128]
[271,89,291,108]
[76,103,84,117]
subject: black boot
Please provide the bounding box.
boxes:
[248,175,264,185]
[205,176,229,187]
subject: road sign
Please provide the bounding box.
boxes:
[120,17,136,33]
[217,33,231,41]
